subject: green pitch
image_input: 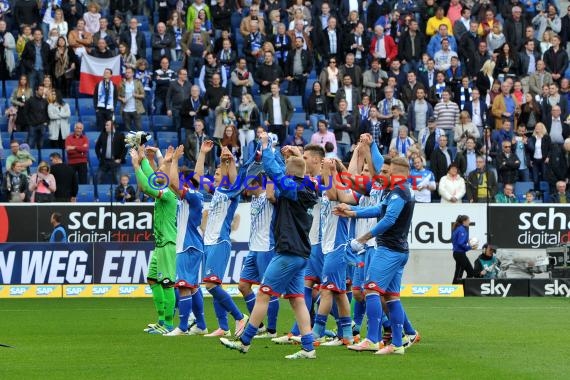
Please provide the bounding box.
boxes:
[0,297,568,380]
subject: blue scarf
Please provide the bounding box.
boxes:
[396,137,412,156]
[97,80,114,110]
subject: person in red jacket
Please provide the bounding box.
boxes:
[369,25,398,71]
[65,122,90,184]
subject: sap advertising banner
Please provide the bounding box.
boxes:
[0,243,93,284]
[489,205,570,249]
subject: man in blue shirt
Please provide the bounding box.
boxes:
[49,213,67,242]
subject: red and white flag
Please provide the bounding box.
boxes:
[79,55,121,95]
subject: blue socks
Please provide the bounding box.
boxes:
[191,289,207,330]
[240,323,258,346]
[290,322,300,335]
[365,293,382,344]
[243,292,256,314]
[178,295,193,331]
[339,316,352,340]
[353,300,366,333]
[313,314,327,338]
[387,299,405,347]
[301,333,314,352]
[267,296,279,332]
[212,298,229,331]
[208,285,244,321]
[403,311,416,335]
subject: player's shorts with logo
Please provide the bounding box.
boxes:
[259,253,307,298]
[305,243,324,283]
[365,246,409,296]
[175,247,203,288]
[203,240,232,284]
[353,245,374,291]
[147,242,176,286]
[240,250,276,284]
[320,245,348,293]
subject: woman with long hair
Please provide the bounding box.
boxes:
[49,9,69,39]
[47,90,71,149]
[197,9,214,36]
[167,10,186,61]
[287,0,311,27]
[51,36,78,97]
[307,81,328,132]
[319,58,341,113]
[451,214,478,284]
[7,75,32,133]
[527,122,551,191]
[476,60,495,99]
[519,92,542,130]
[218,124,241,165]
[454,111,480,152]
[494,42,518,82]
[83,2,101,34]
[118,42,137,76]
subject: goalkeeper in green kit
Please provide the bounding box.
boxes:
[131,145,178,334]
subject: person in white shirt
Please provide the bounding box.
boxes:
[409,156,436,203]
[434,38,458,72]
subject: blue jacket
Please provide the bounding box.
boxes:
[50,225,67,243]
[451,225,471,253]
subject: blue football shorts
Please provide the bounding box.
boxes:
[239,250,276,284]
[305,243,324,283]
[364,246,409,296]
[320,245,348,293]
[260,253,307,298]
[175,247,203,288]
[203,240,232,284]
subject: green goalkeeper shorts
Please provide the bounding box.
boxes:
[147,243,176,286]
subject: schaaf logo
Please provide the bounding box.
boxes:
[66,286,86,296]
[36,286,56,296]
[544,280,570,297]
[480,280,511,297]
[438,286,459,295]
[10,286,30,296]
[92,286,112,296]
[119,286,137,295]
[412,286,431,295]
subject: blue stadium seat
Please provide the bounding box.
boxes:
[81,116,98,131]
[302,129,313,143]
[69,115,80,129]
[170,61,182,72]
[88,150,99,168]
[141,116,151,131]
[290,112,307,127]
[64,98,77,116]
[95,184,113,202]
[136,16,150,30]
[12,131,28,142]
[515,181,534,199]
[85,131,100,142]
[4,80,17,98]
[38,148,65,162]
[157,131,177,150]
[76,184,95,202]
[289,96,303,112]
[152,115,172,132]
[77,99,96,116]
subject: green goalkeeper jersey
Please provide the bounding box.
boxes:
[135,158,177,247]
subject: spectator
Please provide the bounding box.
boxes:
[25,84,49,151]
[114,174,136,203]
[204,71,229,128]
[513,124,531,182]
[550,180,570,202]
[21,29,50,91]
[83,2,101,34]
[4,141,35,172]
[166,10,186,61]
[65,122,89,184]
[318,57,341,112]
[93,68,117,131]
[399,19,426,74]
[49,152,78,202]
[410,156,436,203]
[389,126,415,158]
[47,90,71,149]
[455,137,478,177]
[426,7,453,37]
[29,161,56,203]
[451,214,477,283]
[476,60,495,100]
[184,119,214,173]
[330,98,357,161]
[360,106,383,148]
[524,191,536,203]
[239,4,266,38]
[217,38,237,85]
[49,212,67,242]
[181,85,209,133]
[198,52,227,93]
[527,122,552,191]
[310,119,337,154]
[285,36,312,100]
[118,42,137,76]
[218,125,241,165]
[236,94,260,161]
[439,163,466,203]
[186,0,211,31]
[492,81,521,131]
[519,93,542,131]
[418,116,444,163]
[110,14,127,40]
[495,183,518,203]
[428,72,450,106]
[306,81,328,132]
[0,21,15,80]
[283,124,308,148]
[545,105,570,146]
[547,137,570,191]
[543,83,568,117]
[211,0,232,37]
[118,67,145,131]
[16,25,33,59]
[14,0,40,30]
[95,120,126,185]
[134,59,153,115]
[120,18,146,60]
[153,57,176,115]
[182,18,212,82]
[496,140,521,185]
[474,244,501,279]
[519,40,541,80]
[166,68,191,144]
[8,75,32,133]
[400,71,422,111]
[362,59,387,105]
[93,17,118,53]
[49,9,69,40]
[243,20,265,74]
[262,82,293,145]
[466,155,498,203]
[543,33,567,85]
[213,95,236,140]
[504,6,527,52]
[287,18,313,52]
[230,57,254,112]
[408,87,433,138]
[486,23,506,53]
[151,22,175,70]
[434,38,458,72]
[50,36,78,98]
[315,16,341,68]
[334,73,360,114]
[454,111,480,152]
[1,160,28,202]
[431,134,454,184]
[434,89,460,145]
[255,51,283,106]
[68,19,94,59]
[428,24,458,60]
[90,38,115,58]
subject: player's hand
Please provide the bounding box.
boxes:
[332,203,355,217]
[130,148,140,168]
[145,145,157,159]
[360,133,373,145]
[281,145,301,158]
[260,132,269,149]
[350,239,365,254]
[201,140,214,153]
[221,146,233,161]
[164,146,175,162]
[173,144,184,160]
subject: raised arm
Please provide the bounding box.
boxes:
[356,194,406,244]
[260,132,298,200]
[169,145,185,194]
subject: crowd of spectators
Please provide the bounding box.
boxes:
[0,0,569,203]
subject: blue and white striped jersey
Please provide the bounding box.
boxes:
[204,188,240,245]
[176,188,205,253]
[249,192,276,252]
[320,193,350,254]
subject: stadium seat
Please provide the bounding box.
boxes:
[289,96,303,112]
[38,148,65,162]
[157,131,177,150]
[88,150,99,168]
[170,61,182,72]
[515,181,534,199]
[76,184,95,202]
[152,115,172,132]
[141,116,151,131]
[290,112,307,127]
[77,99,96,116]
[85,131,100,143]
[4,80,17,98]
[135,15,150,30]
[69,115,79,129]
[302,129,313,143]
[64,98,77,116]
[81,116,98,131]
[12,131,28,142]
[95,184,113,202]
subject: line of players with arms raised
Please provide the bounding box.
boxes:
[130,131,420,360]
